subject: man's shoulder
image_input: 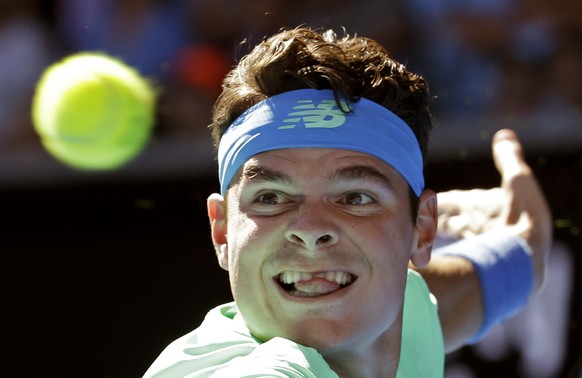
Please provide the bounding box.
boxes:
[399,269,444,378]
[142,302,257,377]
[143,302,337,377]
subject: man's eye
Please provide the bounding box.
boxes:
[256,192,282,204]
[345,192,374,205]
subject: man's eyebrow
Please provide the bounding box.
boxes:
[242,162,293,185]
[330,165,396,192]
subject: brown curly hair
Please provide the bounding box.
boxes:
[209,27,433,159]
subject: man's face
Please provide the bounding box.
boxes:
[208,148,434,355]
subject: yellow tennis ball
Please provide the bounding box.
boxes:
[32,52,156,170]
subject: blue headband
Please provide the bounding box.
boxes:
[217,88,424,196]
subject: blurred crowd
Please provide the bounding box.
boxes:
[0,0,580,155]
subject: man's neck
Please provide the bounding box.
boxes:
[322,326,402,378]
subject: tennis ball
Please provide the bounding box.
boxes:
[32,52,156,170]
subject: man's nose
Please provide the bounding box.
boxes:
[284,204,339,250]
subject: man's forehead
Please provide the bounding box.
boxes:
[246,147,394,172]
[241,147,402,187]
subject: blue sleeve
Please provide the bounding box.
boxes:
[434,231,534,343]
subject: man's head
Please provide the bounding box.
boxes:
[206,27,438,371]
[209,27,432,157]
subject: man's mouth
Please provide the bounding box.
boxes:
[276,270,356,297]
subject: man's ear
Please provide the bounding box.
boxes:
[207,193,229,271]
[410,189,438,268]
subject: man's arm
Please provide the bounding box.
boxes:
[415,129,553,352]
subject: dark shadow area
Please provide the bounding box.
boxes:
[3,150,581,377]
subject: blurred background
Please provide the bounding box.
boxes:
[1,0,580,376]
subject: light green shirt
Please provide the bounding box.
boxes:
[144,269,443,377]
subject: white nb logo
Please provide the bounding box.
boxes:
[278,99,347,129]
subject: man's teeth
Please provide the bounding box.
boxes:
[279,271,353,286]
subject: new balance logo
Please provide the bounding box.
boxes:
[278,99,347,129]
